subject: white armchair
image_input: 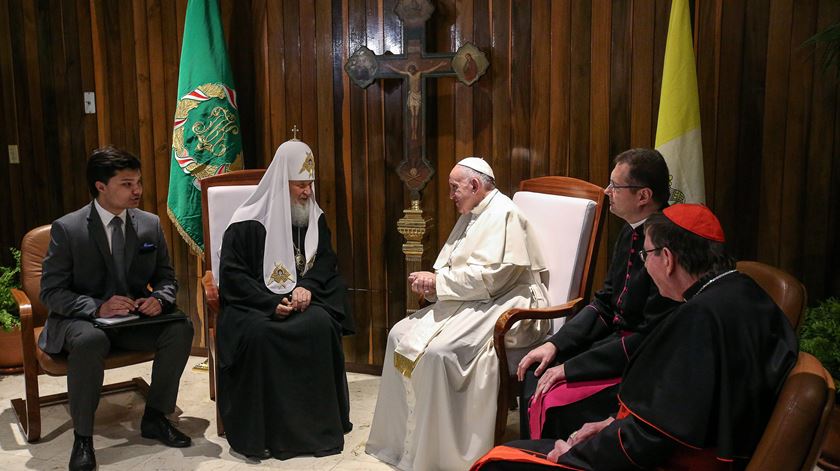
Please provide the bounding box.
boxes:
[493,176,606,443]
[199,169,265,435]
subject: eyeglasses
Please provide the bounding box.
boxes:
[606,180,645,192]
[639,247,664,262]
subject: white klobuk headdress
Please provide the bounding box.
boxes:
[227,139,324,294]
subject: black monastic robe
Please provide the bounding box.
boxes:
[482,271,798,471]
[521,224,678,438]
[217,215,354,459]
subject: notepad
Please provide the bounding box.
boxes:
[93,314,140,326]
[93,311,188,329]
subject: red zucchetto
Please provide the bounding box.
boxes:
[663,204,725,242]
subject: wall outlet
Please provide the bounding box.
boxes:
[84,92,96,114]
[8,145,19,164]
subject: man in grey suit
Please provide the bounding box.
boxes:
[40,146,194,471]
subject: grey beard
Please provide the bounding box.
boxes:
[291,200,310,227]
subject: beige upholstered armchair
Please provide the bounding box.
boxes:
[11,225,154,442]
[493,176,607,443]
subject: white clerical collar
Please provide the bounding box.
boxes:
[629,217,647,230]
[470,188,499,217]
[94,198,127,226]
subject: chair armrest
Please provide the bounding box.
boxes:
[11,287,35,335]
[202,271,220,328]
[494,297,584,339]
[11,287,32,323]
[12,287,40,374]
[490,297,586,445]
[493,297,585,368]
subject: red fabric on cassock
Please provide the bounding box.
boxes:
[470,446,582,471]
[528,377,622,439]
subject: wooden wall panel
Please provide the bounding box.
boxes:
[779,1,817,274]
[759,0,793,264]
[802,0,840,300]
[454,0,475,162]
[548,1,570,177]
[631,0,655,150]
[1,0,839,367]
[0,0,22,254]
[471,0,492,161]
[380,0,408,359]
[0,0,99,258]
[529,0,549,178]
[705,1,744,242]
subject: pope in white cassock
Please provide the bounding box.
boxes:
[366,158,551,471]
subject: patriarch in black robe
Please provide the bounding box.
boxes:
[217,138,354,460]
[474,204,797,470]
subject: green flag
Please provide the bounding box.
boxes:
[167,0,243,255]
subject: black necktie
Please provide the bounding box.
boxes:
[110,217,128,295]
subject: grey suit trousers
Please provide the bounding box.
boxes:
[62,317,193,436]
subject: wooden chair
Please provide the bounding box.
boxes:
[493,176,606,444]
[818,406,840,471]
[10,224,154,442]
[746,352,835,471]
[199,169,266,435]
[736,260,807,331]
[733,262,828,470]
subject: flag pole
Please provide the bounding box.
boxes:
[193,253,209,371]
[654,0,705,204]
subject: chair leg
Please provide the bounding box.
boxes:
[208,354,216,401]
[12,376,151,443]
[11,364,42,442]
[208,328,217,402]
[494,374,511,445]
[210,350,224,435]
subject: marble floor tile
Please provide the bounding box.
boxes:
[0,356,401,470]
[0,356,524,470]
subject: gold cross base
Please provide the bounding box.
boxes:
[397,199,432,315]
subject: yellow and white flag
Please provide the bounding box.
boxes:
[655,0,705,204]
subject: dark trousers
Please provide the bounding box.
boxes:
[62,317,194,435]
[520,365,620,439]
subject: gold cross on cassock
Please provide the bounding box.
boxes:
[270,262,292,284]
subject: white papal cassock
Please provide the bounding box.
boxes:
[366,189,550,471]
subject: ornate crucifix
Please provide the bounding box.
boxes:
[344,0,489,313]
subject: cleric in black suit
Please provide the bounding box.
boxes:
[39,146,194,471]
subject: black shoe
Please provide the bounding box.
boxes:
[140,413,191,448]
[69,434,96,471]
[246,449,271,460]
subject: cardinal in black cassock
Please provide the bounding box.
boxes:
[216,138,354,460]
[473,204,797,470]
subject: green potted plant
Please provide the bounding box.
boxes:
[800,297,840,388]
[799,297,840,469]
[0,247,23,373]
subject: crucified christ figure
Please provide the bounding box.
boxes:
[383,61,449,140]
